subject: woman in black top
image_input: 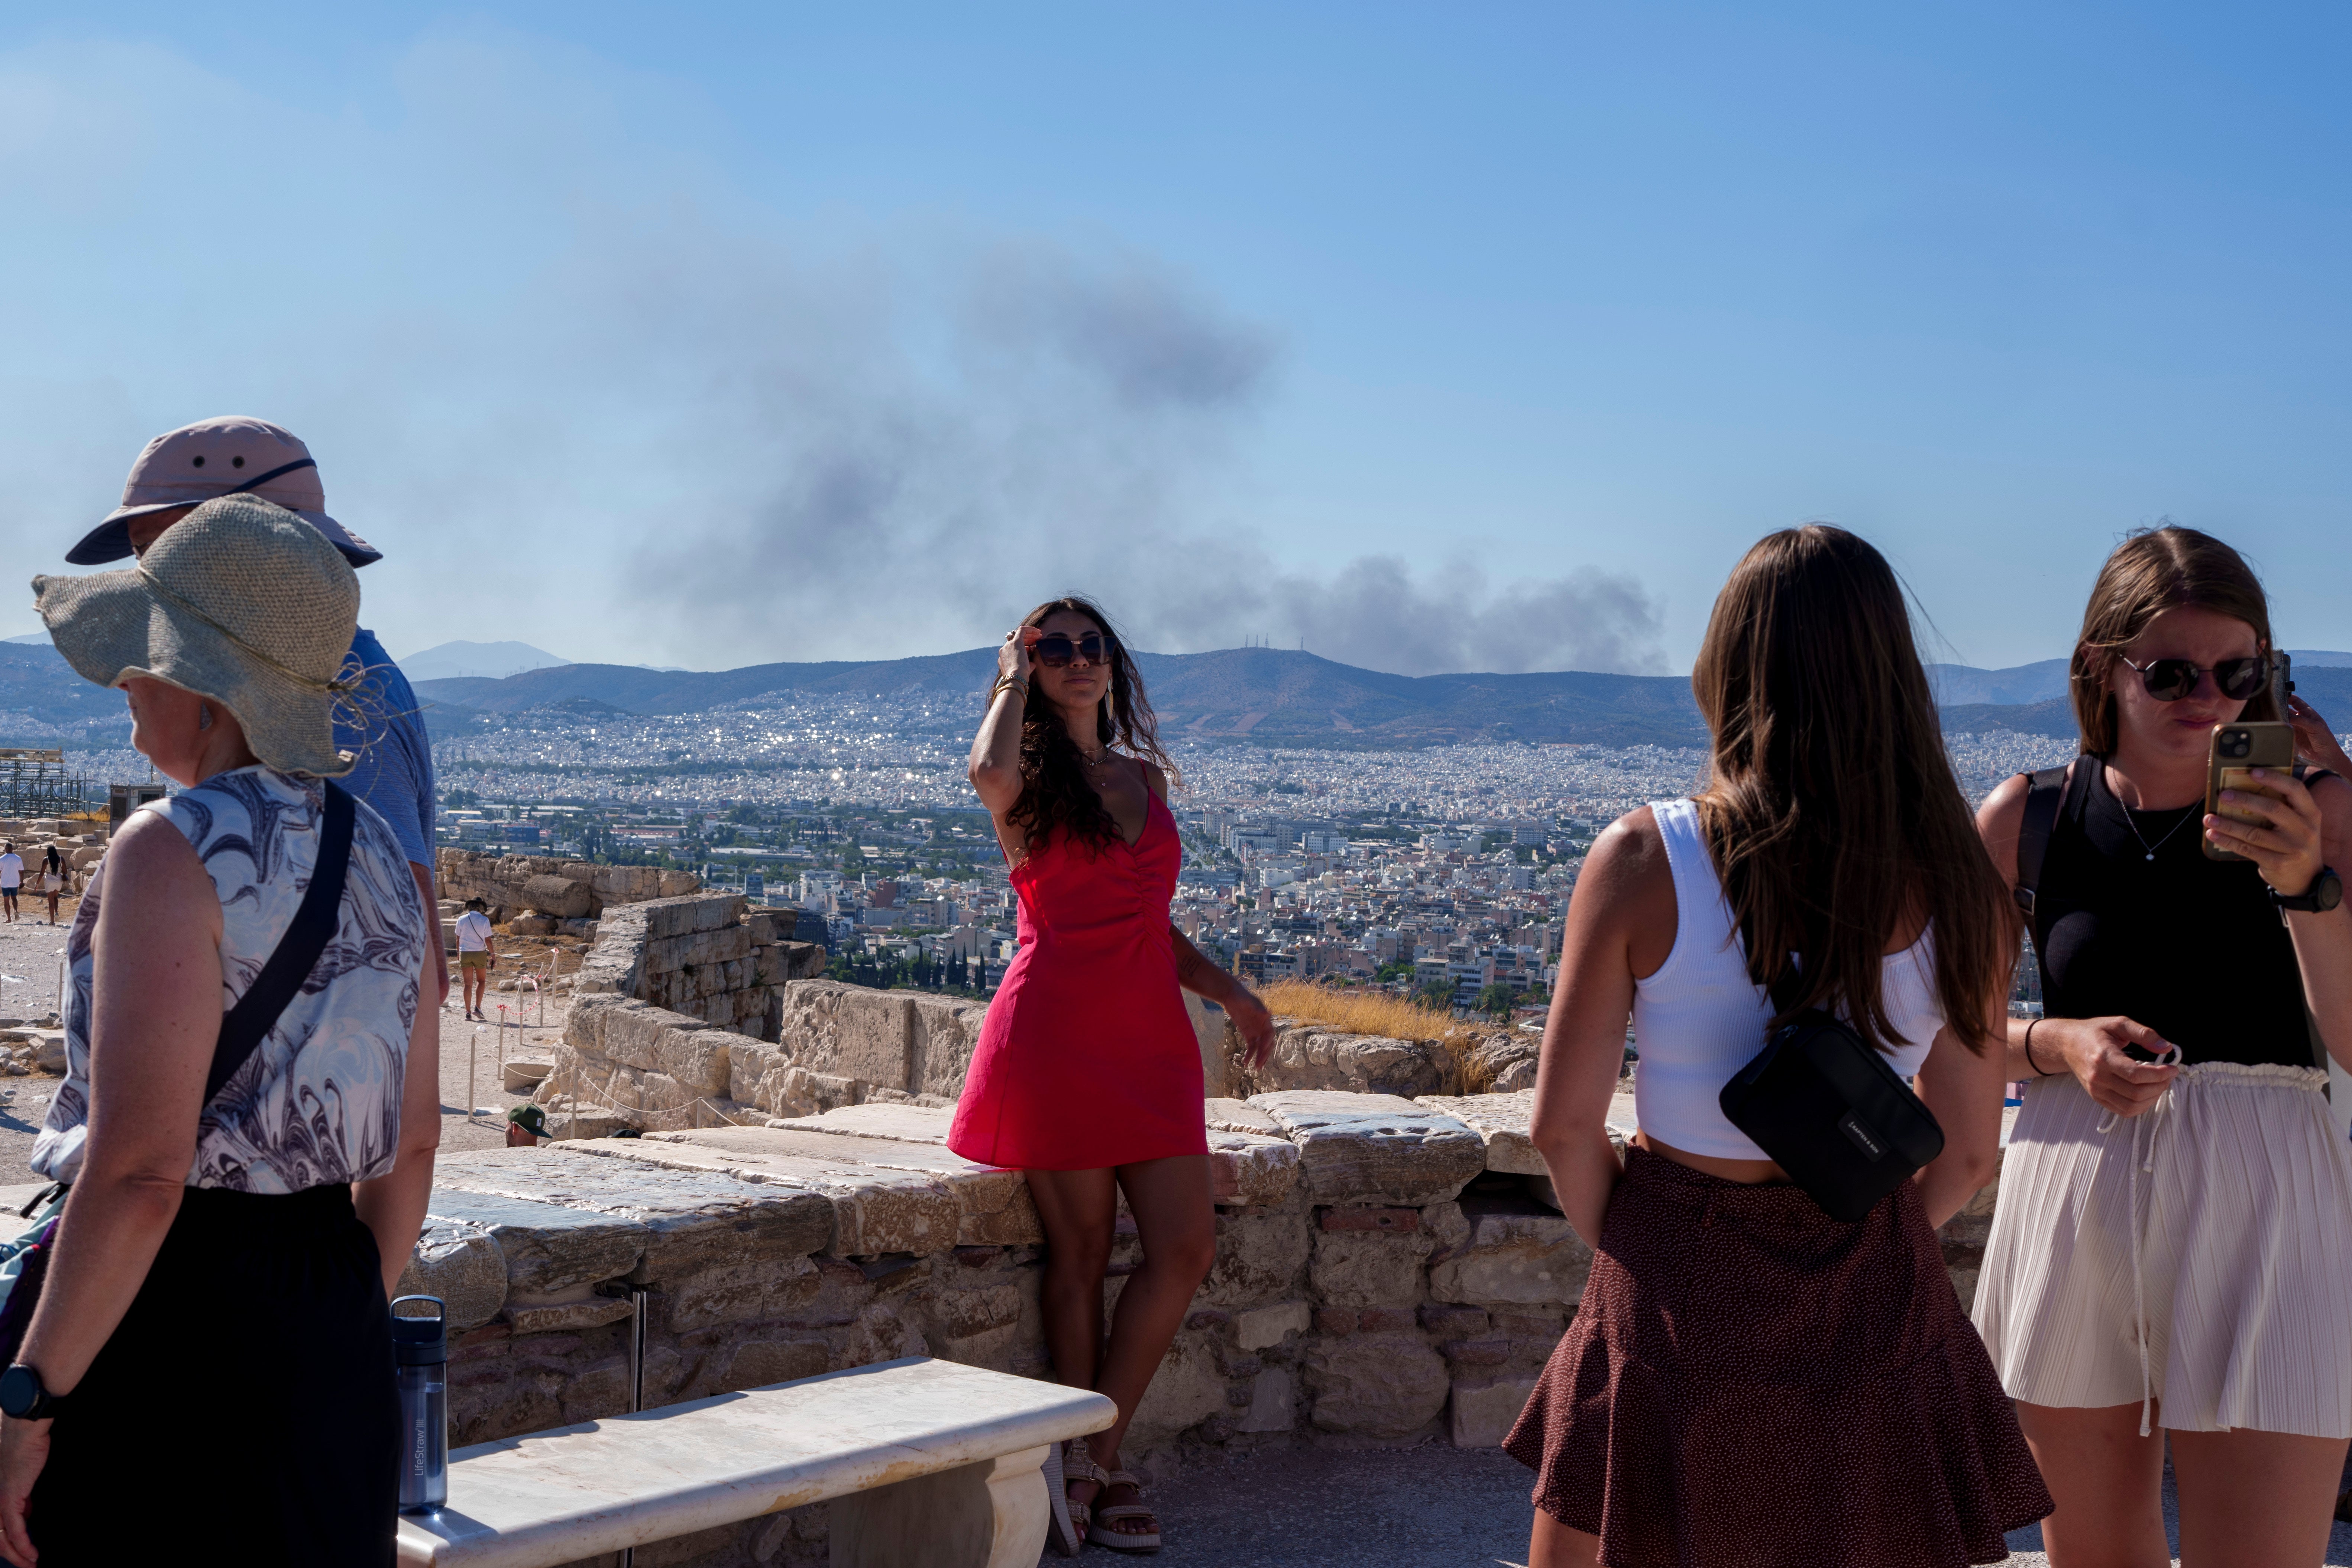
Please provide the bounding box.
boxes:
[1973,527,2352,1568]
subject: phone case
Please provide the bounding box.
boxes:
[2203,722,2297,862]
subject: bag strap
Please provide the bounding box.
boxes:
[203,781,355,1105]
[2012,760,2085,922]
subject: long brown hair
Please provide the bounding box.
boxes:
[2070,526,2278,755]
[1692,525,2010,1051]
[1007,595,1177,854]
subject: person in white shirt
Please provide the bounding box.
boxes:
[454,897,496,1020]
[0,844,21,924]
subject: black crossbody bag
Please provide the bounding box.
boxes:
[0,782,355,1361]
[1718,954,1945,1223]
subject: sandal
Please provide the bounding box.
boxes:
[1090,1468,1161,1553]
[1046,1440,1103,1556]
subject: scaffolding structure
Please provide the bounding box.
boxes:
[0,749,96,820]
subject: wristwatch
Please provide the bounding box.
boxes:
[0,1364,64,1421]
[2271,867,2345,915]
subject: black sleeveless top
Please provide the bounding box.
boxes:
[2031,759,2319,1068]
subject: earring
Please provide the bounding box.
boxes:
[198,704,213,731]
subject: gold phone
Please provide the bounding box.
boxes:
[2203,722,2297,862]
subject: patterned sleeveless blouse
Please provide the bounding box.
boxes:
[31,766,430,1193]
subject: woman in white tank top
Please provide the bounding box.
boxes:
[1503,526,2049,1568]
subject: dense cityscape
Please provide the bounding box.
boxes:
[261,694,2083,1014]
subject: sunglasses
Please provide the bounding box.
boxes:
[1034,632,1110,668]
[2116,652,2271,703]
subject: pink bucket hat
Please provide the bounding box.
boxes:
[67,416,381,568]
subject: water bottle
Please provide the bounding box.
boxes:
[391,1295,449,1513]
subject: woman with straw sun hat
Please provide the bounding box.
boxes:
[0,495,439,1567]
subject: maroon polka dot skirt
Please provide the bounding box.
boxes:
[1506,1147,2051,1568]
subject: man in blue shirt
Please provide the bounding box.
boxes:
[66,416,447,1007]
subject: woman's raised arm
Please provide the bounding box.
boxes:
[969,630,1033,818]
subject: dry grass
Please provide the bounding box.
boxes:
[1258,979,1460,1041]
[1255,980,1539,1093]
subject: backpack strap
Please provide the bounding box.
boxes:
[203,781,356,1104]
[2012,761,2083,922]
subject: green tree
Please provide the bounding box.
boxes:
[1472,981,1517,1020]
[1416,978,1456,1013]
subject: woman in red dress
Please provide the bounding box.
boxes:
[949,595,1274,1555]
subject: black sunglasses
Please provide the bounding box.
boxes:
[1034,631,1109,668]
[2116,652,2271,703]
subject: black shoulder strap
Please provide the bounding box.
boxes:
[2012,761,2080,921]
[204,782,356,1104]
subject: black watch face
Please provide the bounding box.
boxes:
[2322,872,2345,913]
[0,1365,39,1419]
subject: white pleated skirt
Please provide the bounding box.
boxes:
[1972,1061,2352,1439]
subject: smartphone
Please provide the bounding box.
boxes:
[2275,650,2296,714]
[2203,721,2297,863]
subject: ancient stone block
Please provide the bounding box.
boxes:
[909,993,989,1099]
[1124,1330,1229,1447]
[1200,1202,1310,1309]
[664,1254,823,1333]
[1450,1373,1539,1448]
[521,874,593,919]
[1249,1091,1485,1206]
[1306,1333,1451,1438]
[1239,1367,1296,1433]
[1310,1227,1433,1308]
[1242,1027,1460,1099]
[1318,1206,1419,1233]
[1415,1090,1545,1176]
[505,1296,635,1335]
[1209,1131,1301,1207]
[397,1219,507,1331]
[1428,1198,1592,1308]
[775,982,917,1090]
[1204,1098,1284,1136]
[431,1148,835,1282]
[726,1336,834,1387]
[421,1190,648,1296]
[1234,1300,1310,1351]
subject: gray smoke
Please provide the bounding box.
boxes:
[592,234,1663,676]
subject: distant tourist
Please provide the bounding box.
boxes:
[456,896,496,1019]
[1514,526,2049,1565]
[1971,528,2352,1565]
[0,843,18,924]
[949,595,1276,1555]
[0,496,438,1566]
[61,416,447,1011]
[41,845,65,925]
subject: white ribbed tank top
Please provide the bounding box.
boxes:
[1634,798,1948,1160]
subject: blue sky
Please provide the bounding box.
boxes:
[3,4,2346,675]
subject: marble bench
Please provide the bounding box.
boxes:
[395,1356,1114,1568]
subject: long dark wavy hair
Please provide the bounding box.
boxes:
[1692,526,2011,1052]
[1007,595,1178,854]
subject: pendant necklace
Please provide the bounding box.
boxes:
[2122,801,2196,862]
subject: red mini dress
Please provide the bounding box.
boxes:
[948,792,1208,1171]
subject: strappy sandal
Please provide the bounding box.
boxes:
[1045,1440,1103,1556]
[1090,1468,1161,1553]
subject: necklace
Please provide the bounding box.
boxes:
[2120,799,2197,862]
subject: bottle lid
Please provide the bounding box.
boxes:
[390,1295,447,1365]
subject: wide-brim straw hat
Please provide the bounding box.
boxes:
[32,495,362,777]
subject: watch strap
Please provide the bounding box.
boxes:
[2272,867,2343,914]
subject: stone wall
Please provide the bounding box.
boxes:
[1219,1021,1543,1100]
[436,848,703,925]
[398,1088,2003,1568]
